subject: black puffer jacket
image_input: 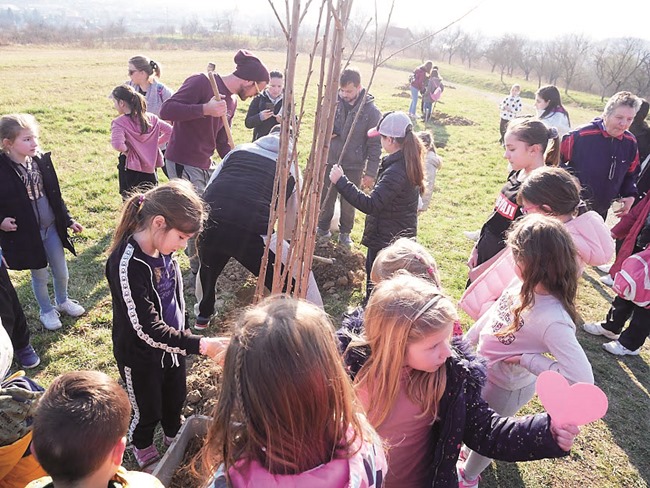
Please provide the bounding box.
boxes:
[0,152,75,270]
[335,149,419,250]
[244,90,283,142]
[341,333,569,487]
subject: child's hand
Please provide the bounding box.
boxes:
[1,217,17,232]
[550,420,580,451]
[329,164,345,184]
[69,222,84,233]
[202,337,231,364]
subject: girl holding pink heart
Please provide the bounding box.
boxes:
[461,214,594,486]
[350,273,579,488]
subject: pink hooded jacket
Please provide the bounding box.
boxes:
[460,211,614,320]
[110,113,172,174]
[210,429,387,488]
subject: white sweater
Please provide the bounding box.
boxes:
[466,284,593,391]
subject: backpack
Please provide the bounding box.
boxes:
[612,248,650,307]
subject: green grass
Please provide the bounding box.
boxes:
[0,46,648,487]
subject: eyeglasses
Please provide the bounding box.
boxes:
[253,81,262,95]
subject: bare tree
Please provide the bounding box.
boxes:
[458,32,483,69]
[441,27,463,64]
[543,42,561,85]
[594,37,648,101]
[556,34,591,94]
[517,39,535,81]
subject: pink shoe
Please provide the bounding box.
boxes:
[133,444,160,470]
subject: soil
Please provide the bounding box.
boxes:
[168,435,205,488]
[429,111,475,126]
[312,238,367,295]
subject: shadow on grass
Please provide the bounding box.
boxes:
[582,271,616,303]
[482,460,525,488]
[600,356,650,486]
[12,232,114,366]
[412,116,450,148]
[579,327,650,486]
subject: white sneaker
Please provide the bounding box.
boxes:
[597,264,612,273]
[40,309,62,331]
[582,322,620,340]
[602,340,640,356]
[56,299,85,317]
[600,275,614,287]
[463,230,480,242]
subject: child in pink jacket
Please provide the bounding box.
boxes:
[460,167,614,320]
[110,84,172,198]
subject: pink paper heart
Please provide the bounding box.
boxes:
[536,370,608,426]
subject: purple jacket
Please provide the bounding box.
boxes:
[160,73,236,169]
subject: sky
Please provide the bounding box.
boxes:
[180,0,650,42]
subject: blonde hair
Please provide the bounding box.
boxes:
[370,237,440,287]
[355,274,457,427]
[109,180,205,254]
[194,296,376,481]
[0,114,39,152]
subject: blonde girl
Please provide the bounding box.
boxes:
[111,84,172,197]
[105,180,225,470]
[0,114,84,331]
[416,130,442,212]
[460,215,593,486]
[468,118,558,279]
[354,274,579,487]
[194,296,387,487]
[330,111,425,299]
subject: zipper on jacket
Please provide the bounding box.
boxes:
[432,365,463,483]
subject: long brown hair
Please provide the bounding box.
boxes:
[109,180,205,254]
[194,296,376,481]
[395,129,426,193]
[355,274,456,427]
[112,84,150,134]
[496,214,579,338]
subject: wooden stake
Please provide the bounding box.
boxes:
[207,71,235,150]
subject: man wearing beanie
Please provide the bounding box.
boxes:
[160,49,270,195]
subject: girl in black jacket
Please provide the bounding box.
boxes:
[105,181,226,470]
[0,114,84,331]
[330,111,425,300]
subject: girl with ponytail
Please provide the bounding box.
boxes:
[126,55,174,117]
[329,111,425,299]
[110,84,172,197]
[105,180,226,470]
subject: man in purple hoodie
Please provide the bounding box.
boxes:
[160,50,270,196]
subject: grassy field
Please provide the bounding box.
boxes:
[0,46,648,487]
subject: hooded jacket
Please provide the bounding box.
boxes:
[0,152,75,270]
[335,150,419,250]
[209,427,387,488]
[460,210,614,320]
[110,113,172,173]
[329,89,382,176]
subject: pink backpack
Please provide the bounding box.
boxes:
[613,248,650,308]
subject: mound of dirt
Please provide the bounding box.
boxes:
[430,111,475,126]
[312,239,366,295]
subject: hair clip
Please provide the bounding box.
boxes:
[137,195,145,209]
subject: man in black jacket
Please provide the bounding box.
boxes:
[317,68,382,247]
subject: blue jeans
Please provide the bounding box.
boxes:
[409,86,420,116]
[30,225,69,314]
